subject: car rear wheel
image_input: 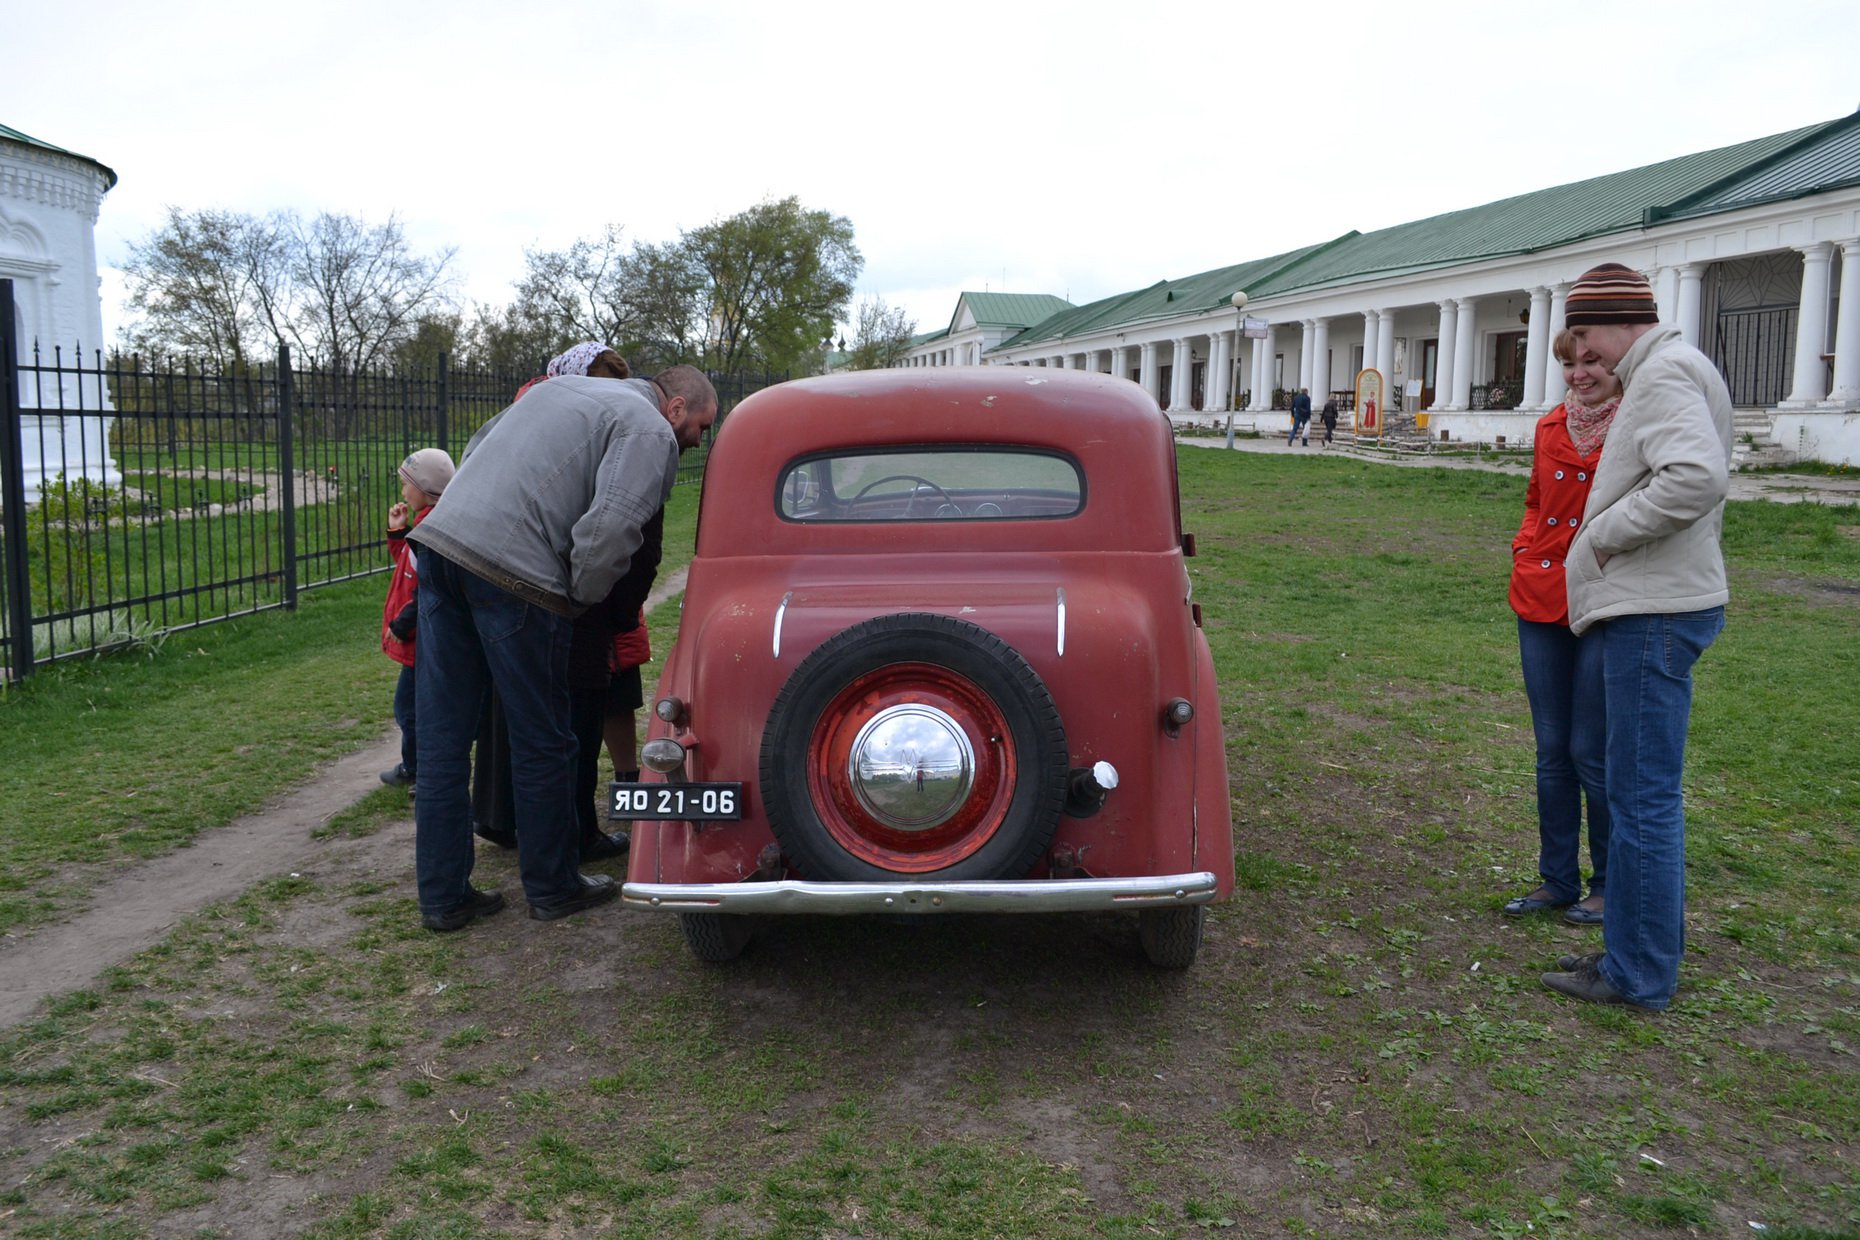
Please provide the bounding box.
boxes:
[1137,905,1205,969]
[759,613,1067,882]
[680,913,752,962]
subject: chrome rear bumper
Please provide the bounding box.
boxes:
[622,872,1217,915]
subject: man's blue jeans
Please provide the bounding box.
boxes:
[1517,619,1609,903]
[414,548,580,914]
[1596,607,1724,1010]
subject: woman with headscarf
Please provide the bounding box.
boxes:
[1502,329,1621,928]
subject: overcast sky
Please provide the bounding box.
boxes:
[7,0,1857,347]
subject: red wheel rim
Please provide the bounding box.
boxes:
[806,662,1016,872]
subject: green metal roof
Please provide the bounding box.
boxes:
[0,122,117,189]
[992,242,1337,351]
[1243,114,1857,298]
[1651,114,1860,224]
[910,327,948,346]
[950,292,1073,332]
[969,111,1860,355]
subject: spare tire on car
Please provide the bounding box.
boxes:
[758,613,1068,882]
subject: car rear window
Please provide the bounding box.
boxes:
[778,449,1083,522]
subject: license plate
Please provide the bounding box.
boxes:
[609,782,744,821]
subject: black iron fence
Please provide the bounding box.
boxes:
[1,280,781,681]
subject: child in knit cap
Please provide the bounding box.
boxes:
[380,448,456,788]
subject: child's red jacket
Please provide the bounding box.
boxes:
[381,511,425,667]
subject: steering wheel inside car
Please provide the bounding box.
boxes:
[849,474,960,517]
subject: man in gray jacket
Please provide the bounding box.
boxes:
[407,366,717,931]
[1545,263,1732,1010]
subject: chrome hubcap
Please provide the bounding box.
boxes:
[847,704,975,831]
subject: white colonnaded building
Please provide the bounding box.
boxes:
[899,111,1860,466]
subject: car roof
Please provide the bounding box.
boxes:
[696,369,1186,556]
[713,367,1173,458]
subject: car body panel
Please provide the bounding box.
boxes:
[623,368,1234,913]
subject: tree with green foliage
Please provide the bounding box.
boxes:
[683,196,861,379]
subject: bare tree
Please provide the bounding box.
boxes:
[119,208,285,370]
[287,211,455,374]
[843,297,917,371]
[512,227,706,371]
[119,207,454,376]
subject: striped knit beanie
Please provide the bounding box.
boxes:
[1564,263,1659,326]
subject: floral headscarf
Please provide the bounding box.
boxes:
[1565,390,1620,459]
[545,341,610,378]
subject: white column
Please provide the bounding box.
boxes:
[1784,242,1835,406]
[1297,320,1315,394]
[1429,301,1458,411]
[1522,286,1551,409]
[1654,266,1680,324]
[1206,332,1228,411]
[1170,338,1191,410]
[1140,342,1159,402]
[1110,345,1129,380]
[1061,353,1075,369]
[1361,310,1380,382]
[1676,264,1706,348]
[1251,326,1277,412]
[1542,284,1569,408]
[1310,317,1331,398]
[1830,240,1860,407]
[1375,309,1395,392]
[1449,296,1478,411]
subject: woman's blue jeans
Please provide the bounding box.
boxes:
[1517,618,1610,904]
[1596,607,1724,1010]
[393,664,417,775]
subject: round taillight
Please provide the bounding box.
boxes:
[641,738,688,774]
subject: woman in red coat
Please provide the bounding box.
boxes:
[1503,330,1621,926]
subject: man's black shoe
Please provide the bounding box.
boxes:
[580,829,631,863]
[1556,950,1603,973]
[380,764,414,787]
[529,873,618,921]
[422,887,506,933]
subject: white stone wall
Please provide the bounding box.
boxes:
[0,136,118,490]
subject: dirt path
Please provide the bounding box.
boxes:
[0,566,689,1028]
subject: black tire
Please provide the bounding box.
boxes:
[759,613,1067,882]
[1138,905,1205,969]
[680,913,752,962]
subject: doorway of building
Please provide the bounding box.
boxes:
[1489,330,1527,408]
[1420,338,1439,409]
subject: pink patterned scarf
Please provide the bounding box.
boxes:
[1565,393,1620,459]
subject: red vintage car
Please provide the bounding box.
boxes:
[615,368,1233,966]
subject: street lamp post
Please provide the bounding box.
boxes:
[1227,292,1249,449]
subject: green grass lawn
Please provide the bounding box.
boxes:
[0,454,1854,1238]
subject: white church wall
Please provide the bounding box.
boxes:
[0,133,118,493]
